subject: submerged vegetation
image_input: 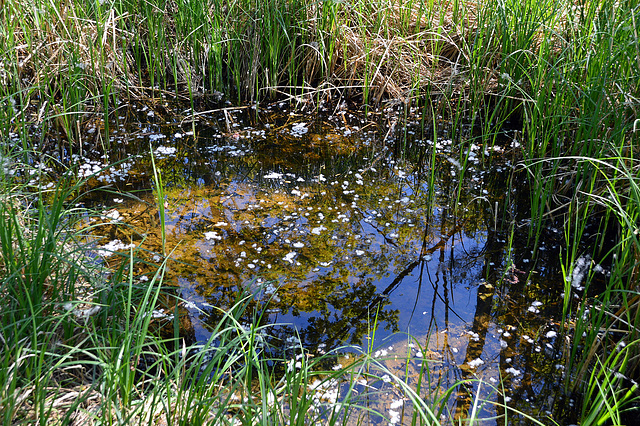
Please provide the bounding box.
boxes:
[1,0,639,424]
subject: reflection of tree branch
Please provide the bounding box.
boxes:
[379,222,461,298]
[358,150,387,175]
[454,280,495,421]
[329,222,462,347]
[352,205,399,248]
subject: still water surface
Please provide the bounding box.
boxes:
[86,105,586,423]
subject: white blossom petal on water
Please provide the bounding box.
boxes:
[264,172,283,179]
[204,231,222,241]
[104,209,121,221]
[389,409,401,424]
[97,239,135,257]
[310,379,339,404]
[283,252,297,264]
[290,123,308,137]
[570,255,590,290]
[390,399,404,409]
[505,367,521,377]
[311,225,327,235]
[374,349,388,358]
[468,358,484,368]
[154,145,176,157]
[467,331,480,342]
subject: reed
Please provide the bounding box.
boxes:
[564,153,640,423]
[2,0,640,423]
[0,156,551,424]
[0,151,485,424]
[2,0,636,139]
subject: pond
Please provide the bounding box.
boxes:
[79,102,603,423]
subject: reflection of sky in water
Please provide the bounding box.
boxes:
[149,125,504,360]
[91,113,579,423]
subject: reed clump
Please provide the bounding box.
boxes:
[2,0,636,161]
[0,174,479,425]
[2,0,640,423]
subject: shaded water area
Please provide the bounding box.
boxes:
[75,103,601,423]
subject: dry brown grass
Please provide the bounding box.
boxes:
[315,0,481,104]
[0,0,493,116]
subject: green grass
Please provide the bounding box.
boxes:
[0,152,491,425]
[0,155,567,424]
[1,0,637,135]
[556,152,640,424]
[1,0,640,423]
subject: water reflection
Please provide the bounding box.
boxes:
[87,109,575,423]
